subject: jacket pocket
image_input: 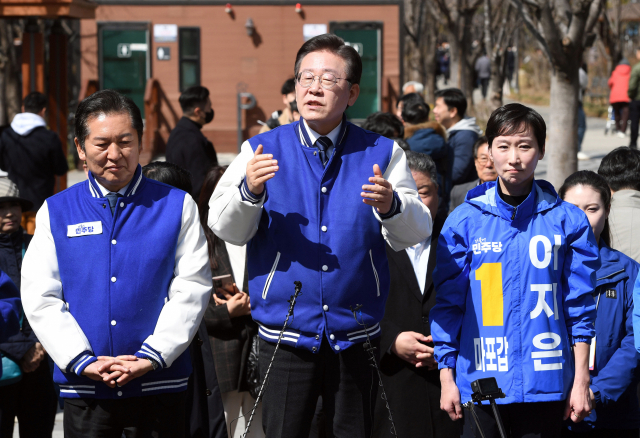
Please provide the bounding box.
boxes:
[369,250,380,297]
[262,252,281,299]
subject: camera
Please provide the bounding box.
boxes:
[470,377,505,402]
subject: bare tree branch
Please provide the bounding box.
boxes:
[509,0,554,62]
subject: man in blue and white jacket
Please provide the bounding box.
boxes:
[209,34,432,437]
[21,90,212,437]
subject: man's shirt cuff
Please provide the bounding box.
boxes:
[239,178,265,204]
[379,191,402,219]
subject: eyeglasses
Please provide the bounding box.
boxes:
[297,71,350,90]
[477,156,492,165]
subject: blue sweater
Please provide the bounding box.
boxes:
[44,166,193,399]
[245,121,395,353]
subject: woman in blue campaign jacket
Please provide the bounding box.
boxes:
[430,104,600,438]
[559,171,640,438]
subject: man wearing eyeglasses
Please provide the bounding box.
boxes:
[208,34,432,437]
[448,136,498,213]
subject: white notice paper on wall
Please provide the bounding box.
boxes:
[303,24,327,42]
[154,24,178,43]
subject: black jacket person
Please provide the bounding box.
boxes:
[166,86,218,199]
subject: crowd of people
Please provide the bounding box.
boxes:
[0,33,637,438]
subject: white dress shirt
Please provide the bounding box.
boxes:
[95,179,131,196]
[302,119,342,159]
[405,238,431,294]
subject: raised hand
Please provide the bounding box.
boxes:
[246,144,279,195]
[361,164,394,215]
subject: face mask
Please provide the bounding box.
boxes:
[204,109,214,124]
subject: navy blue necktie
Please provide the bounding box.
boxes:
[315,136,333,167]
[106,192,122,215]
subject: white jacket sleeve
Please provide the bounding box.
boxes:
[139,194,212,368]
[374,143,433,251]
[21,201,94,372]
[208,141,264,245]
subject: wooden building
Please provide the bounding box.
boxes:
[79,0,403,154]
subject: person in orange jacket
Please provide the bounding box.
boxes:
[609,59,632,138]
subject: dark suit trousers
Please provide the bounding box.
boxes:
[259,338,378,438]
[63,392,187,438]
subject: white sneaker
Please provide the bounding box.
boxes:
[577,152,589,160]
[617,132,626,138]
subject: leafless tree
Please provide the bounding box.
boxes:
[596,0,622,75]
[430,0,484,103]
[403,0,439,102]
[510,0,605,188]
[483,0,520,109]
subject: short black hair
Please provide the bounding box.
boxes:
[396,92,424,108]
[473,135,489,158]
[290,100,299,114]
[23,92,47,114]
[142,161,193,194]
[598,146,640,191]
[361,112,404,139]
[281,78,296,95]
[179,86,210,115]
[485,103,546,153]
[559,170,611,247]
[294,34,362,85]
[402,100,430,125]
[406,151,438,187]
[75,89,143,152]
[434,88,467,118]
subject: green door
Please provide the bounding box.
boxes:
[333,26,380,120]
[100,28,149,112]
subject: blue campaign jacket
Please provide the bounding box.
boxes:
[568,243,640,431]
[45,166,193,399]
[430,180,600,404]
[245,121,394,353]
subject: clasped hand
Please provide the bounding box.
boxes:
[392,332,437,369]
[82,355,154,389]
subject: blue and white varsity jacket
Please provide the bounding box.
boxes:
[430,179,600,404]
[209,119,432,353]
[21,165,212,399]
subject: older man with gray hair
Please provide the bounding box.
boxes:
[373,151,457,438]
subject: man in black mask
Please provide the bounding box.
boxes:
[166,86,218,199]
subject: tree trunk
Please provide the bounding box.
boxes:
[546,68,579,189]
[489,51,506,109]
[448,31,462,88]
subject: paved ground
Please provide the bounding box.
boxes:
[43,98,624,438]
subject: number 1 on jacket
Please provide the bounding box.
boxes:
[476,263,504,326]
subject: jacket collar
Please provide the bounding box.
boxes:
[87,165,144,199]
[177,116,203,132]
[465,179,560,222]
[297,114,349,149]
[596,242,628,286]
[404,121,447,140]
